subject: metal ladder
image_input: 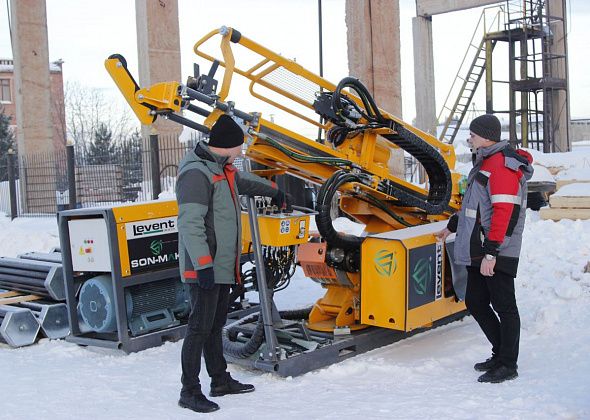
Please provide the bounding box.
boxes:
[437,7,505,144]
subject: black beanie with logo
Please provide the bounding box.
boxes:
[208,115,245,148]
[469,114,502,142]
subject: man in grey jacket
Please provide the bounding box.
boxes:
[176,115,289,413]
[436,114,533,384]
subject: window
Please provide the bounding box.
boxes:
[1,79,11,102]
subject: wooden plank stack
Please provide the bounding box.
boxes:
[540,182,590,221]
[556,178,590,190]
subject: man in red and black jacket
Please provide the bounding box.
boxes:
[436,114,533,383]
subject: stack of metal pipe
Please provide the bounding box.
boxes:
[0,257,65,301]
[0,251,71,347]
[15,301,70,339]
[0,305,40,347]
[18,251,62,264]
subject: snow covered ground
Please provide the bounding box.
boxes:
[1,208,589,419]
[1,145,590,419]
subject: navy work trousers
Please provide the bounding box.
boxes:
[465,266,520,369]
[180,283,231,396]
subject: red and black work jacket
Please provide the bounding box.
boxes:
[448,141,534,277]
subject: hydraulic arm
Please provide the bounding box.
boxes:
[106,26,461,229]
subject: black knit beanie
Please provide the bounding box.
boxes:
[208,115,244,148]
[469,114,501,142]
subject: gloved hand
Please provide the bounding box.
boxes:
[196,267,215,290]
[272,190,293,212]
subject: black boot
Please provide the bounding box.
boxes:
[210,376,255,397]
[178,393,220,413]
[474,356,500,372]
[477,365,518,383]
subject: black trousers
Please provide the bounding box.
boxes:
[180,283,231,397]
[465,266,520,369]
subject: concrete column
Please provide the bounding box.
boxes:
[135,0,182,138]
[370,0,402,117]
[346,0,374,93]
[10,0,54,156]
[346,0,404,177]
[547,0,570,152]
[136,0,183,191]
[412,16,436,136]
[346,0,402,117]
[10,0,56,213]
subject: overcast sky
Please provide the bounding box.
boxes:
[1,0,588,131]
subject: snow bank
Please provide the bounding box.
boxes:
[553,182,590,197]
[0,214,59,258]
[524,148,590,174]
[554,167,590,181]
[530,164,555,184]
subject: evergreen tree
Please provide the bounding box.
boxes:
[120,129,143,201]
[120,129,143,169]
[87,122,116,165]
[0,107,16,182]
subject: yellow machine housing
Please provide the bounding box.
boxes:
[240,211,312,250]
[361,221,464,332]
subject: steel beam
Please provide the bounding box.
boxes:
[416,0,502,17]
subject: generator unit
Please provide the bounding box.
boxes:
[78,274,188,336]
[58,200,189,353]
[59,198,307,353]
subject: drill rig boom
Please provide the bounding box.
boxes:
[106,27,461,232]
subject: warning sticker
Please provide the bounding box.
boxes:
[280,220,291,234]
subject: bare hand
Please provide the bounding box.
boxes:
[434,228,451,243]
[480,258,496,277]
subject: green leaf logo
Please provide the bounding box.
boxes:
[150,239,163,256]
[412,258,432,295]
[374,249,396,277]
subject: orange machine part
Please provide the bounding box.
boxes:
[297,242,337,279]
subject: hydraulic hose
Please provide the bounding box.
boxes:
[332,77,387,124]
[222,314,265,359]
[222,307,313,359]
[315,170,365,251]
[327,77,452,215]
[252,131,353,167]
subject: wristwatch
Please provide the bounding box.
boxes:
[484,254,496,261]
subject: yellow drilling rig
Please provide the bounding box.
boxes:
[101,26,467,375]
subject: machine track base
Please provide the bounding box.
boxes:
[226,310,468,377]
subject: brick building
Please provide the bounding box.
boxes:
[0,58,66,152]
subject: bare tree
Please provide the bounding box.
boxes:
[53,91,67,147]
[64,81,137,155]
